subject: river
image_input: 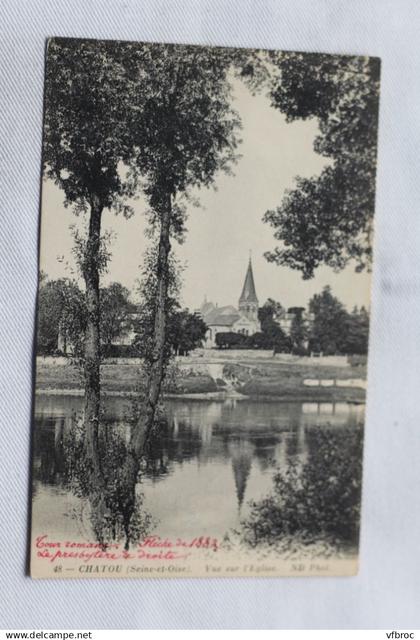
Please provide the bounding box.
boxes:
[32,394,364,543]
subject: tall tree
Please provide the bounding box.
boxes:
[43,39,145,469]
[309,286,348,355]
[263,52,380,279]
[127,44,242,456]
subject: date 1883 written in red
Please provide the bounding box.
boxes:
[34,535,219,563]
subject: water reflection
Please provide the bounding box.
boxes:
[32,394,364,542]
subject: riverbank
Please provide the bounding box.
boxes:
[35,355,367,403]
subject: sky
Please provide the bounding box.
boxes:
[39,75,372,312]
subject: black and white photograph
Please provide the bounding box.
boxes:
[30,38,380,578]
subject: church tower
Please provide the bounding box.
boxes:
[238,257,259,322]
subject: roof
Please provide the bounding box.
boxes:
[203,305,241,327]
[239,259,258,305]
[200,301,215,315]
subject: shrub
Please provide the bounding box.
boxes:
[215,332,247,349]
[241,425,363,551]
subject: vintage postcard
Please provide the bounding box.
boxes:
[30,38,380,578]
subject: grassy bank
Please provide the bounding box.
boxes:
[224,361,366,402]
[35,360,218,395]
[35,357,366,402]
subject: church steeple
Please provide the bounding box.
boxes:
[239,257,258,304]
[238,257,259,322]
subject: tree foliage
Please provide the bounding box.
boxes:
[258,298,284,328]
[37,277,86,356]
[241,425,363,550]
[258,299,291,352]
[263,52,380,278]
[215,332,246,349]
[43,38,143,216]
[308,285,348,354]
[342,306,370,355]
[134,295,208,359]
[289,310,308,354]
[169,310,207,356]
[308,286,369,355]
[100,282,132,355]
[37,277,136,357]
[125,43,242,218]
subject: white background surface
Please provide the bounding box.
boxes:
[1,0,420,630]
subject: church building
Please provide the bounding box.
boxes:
[199,258,261,348]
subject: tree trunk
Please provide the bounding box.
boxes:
[132,194,172,457]
[83,195,103,474]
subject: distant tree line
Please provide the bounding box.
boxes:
[216,286,369,355]
[38,276,368,358]
[37,275,207,358]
